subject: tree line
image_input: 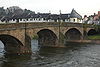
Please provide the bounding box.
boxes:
[0,6,35,22]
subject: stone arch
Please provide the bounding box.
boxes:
[86,28,95,33]
[0,34,23,54]
[87,29,97,36]
[37,29,58,46]
[35,28,58,37]
[63,27,83,36]
[65,28,82,40]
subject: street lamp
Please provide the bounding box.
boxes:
[58,10,62,44]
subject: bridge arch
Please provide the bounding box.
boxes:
[87,29,97,36]
[0,34,23,54]
[37,29,58,46]
[65,28,82,40]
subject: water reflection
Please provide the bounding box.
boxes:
[0,40,100,67]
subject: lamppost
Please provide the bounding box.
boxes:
[24,18,27,46]
[25,13,29,40]
[58,10,62,44]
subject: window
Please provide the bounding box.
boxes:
[20,19,22,21]
[30,18,33,21]
[23,19,26,21]
[13,19,15,21]
[63,19,65,22]
[26,19,28,21]
[43,18,45,20]
[39,18,41,21]
[73,19,75,22]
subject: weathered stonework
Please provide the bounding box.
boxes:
[0,22,95,54]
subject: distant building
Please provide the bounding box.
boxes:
[82,15,88,23]
[0,8,82,23]
[83,11,100,25]
[70,9,82,23]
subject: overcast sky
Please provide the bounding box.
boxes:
[0,0,100,16]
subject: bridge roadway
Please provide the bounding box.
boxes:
[0,22,95,54]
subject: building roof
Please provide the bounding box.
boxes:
[50,14,59,20]
[70,9,82,19]
[0,8,82,21]
[60,14,70,20]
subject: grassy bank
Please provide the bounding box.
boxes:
[88,35,100,40]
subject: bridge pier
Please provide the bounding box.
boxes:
[57,32,65,47]
[17,34,32,54]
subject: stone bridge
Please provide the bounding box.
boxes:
[0,22,96,54]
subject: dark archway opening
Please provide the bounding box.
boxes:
[87,29,97,36]
[37,29,58,47]
[87,29,99,40]
[65,28,82,40]
[0,35,23,54]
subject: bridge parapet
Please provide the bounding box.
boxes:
[0,23,25,30]
[83,24,94,28]
[61,22,83,27]
[26,22,84,27]
[0,22,95,31]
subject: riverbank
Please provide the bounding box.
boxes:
[66,40,100,44]
[88,35,100,40]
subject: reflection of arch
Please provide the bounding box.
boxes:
[65,28,82,40]
[0,34,23,54]
[87,29,97,35]
[37,29,58,46]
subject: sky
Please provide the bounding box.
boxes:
[0,0,100,17]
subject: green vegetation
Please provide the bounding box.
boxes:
[88,35,100,40]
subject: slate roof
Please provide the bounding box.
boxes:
[60,14,70,20]
[38,13,50,18]
[50,14,60,20]
[70,9,82,19]
[0,9,82,21]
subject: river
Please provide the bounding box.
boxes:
[0,40,100,67]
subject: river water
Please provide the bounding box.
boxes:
[0,40,100,67]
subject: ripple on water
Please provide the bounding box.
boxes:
[0,40,100,67]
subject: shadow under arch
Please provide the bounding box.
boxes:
[65,28,82,40]
[37,29,58,47]
[87,29,97,36]
[0,34,23,54]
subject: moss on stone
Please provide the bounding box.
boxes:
[32,35,38,39]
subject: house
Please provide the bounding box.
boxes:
[0,8,82,23]
[70,9,82,23]
[60,14,70,22]
[83,12,100,25]
[82,15,88,23]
